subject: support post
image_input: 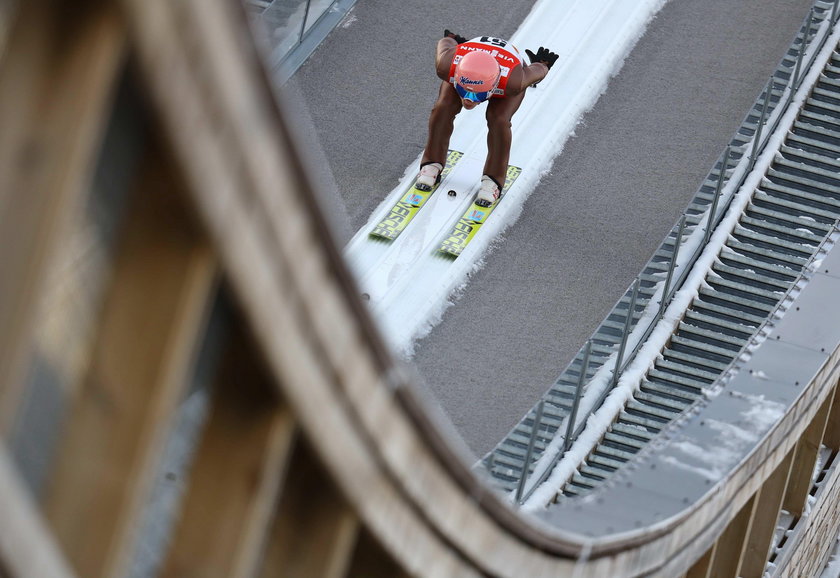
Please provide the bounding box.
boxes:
[661,216,686,315]
[516,400,544,504]
[704,146,730,246]
[613,279,641,388]
[791,11,812,91]
[564,341,592,454]
[749,78,773,171]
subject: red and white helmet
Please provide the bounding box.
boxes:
[454,51,501,101]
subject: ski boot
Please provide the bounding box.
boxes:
[415,161,443,191]
[475,175,502,207]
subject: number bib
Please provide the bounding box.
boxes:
[448,37,524,98]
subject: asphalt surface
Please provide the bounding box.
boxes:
[285,0,815,457]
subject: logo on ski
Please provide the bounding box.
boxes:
[404,193,422,206]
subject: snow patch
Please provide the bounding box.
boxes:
[340,9,357,29]
[660,394,785,481]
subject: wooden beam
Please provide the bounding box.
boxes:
[685,544,715,578]
[783,390,834,517]
[707,493,758,577]
[822,382,840,450]
[258,441,361,578]
[0,0,125,435]
[737,448,796,577]
[161,327,296,578]
[43,149,217,578]
[0,445,75,578]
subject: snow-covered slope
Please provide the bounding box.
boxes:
[344,0,668,356]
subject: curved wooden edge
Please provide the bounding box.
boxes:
[115,0,840,575]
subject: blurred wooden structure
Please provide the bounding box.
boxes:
[1,1,840,577]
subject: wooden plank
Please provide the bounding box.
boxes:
[685,544,715,578]
[783,390,834,517]
[43,151,217,578]
[738,448,796,577]
[161,328,296,578]
[0,0,125,435]
[0,445,75,578]
[822,382,840,450]
[707,494,758,577]
[258,441,361,578]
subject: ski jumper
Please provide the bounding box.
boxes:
[448,37,525,98]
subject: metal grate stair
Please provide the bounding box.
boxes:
[483,2,840,503]
[559,42,840,499]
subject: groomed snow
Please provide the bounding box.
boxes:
[343,0,668,357]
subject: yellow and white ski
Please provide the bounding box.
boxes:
[438,165,522,257]
[369,150,464,240]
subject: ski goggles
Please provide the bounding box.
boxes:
[455,82,492,103]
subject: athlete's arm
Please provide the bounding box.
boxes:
[521,46,559,90]
[505,46,558,95]
[504,62,548,96]
[435,37,458,80]
[520,62,550,90]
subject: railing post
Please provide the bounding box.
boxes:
[516,400,545,504]
[298,0,312,47]
[792,10,813,91]
[660,215,686,315]
[563,340,592,454]
[805,8,814,46]
[612,278,640,388]
[749,77,773,171]
[704,146,730,245]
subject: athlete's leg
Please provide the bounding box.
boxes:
[421,81,463,166]
[484,90,527,187]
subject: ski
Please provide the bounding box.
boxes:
[438,165,523,257]
[369,150,464,240]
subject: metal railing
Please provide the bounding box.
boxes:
[246,0,357,82]
[483,0,840,505]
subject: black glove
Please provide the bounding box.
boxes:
[444,29,467,44]
[526,47,559,70]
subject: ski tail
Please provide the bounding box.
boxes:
[438,165,522,257]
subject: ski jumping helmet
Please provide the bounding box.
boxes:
[454,50,501,103]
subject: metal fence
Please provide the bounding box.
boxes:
[246,0,357,82]
[483,0,840,505]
